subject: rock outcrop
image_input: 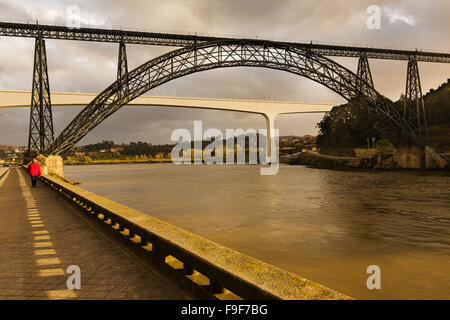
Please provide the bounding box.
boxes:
[35,154,65,178]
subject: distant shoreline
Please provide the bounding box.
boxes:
[64,159,172,165]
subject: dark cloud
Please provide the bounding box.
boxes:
[0,0,449,146]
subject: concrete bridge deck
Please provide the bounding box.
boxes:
[0,167,186,300]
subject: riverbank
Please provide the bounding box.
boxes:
[288,148,449,171]
[64,158,172,165]
[287,151,360,170]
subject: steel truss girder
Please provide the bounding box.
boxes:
[28,34,54,154]
[1,22,449,63]
[404,58,428,145]
[45,40,421,156]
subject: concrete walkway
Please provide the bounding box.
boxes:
[0,167,185,300]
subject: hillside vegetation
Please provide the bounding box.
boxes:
[317,79,450,155]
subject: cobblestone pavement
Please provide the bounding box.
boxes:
[0,167,185,300]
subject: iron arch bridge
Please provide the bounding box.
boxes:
[46,39,416,156]
[3,22,449,155]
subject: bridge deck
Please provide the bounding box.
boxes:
[0,167,185,300]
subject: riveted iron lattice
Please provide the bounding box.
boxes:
[354,55,380,122]
[404,58,428,145]
[356,55,374,94]
[117,41,129,99]
[28,34,54,154]
[46,40,423,156]
[1,22,450,63]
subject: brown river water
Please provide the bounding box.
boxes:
[64,163,450,299]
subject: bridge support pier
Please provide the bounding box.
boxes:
[356,55,379,121]
[356,55,374,91]
[35,154,64,178]
[117,41,129,98]
[262,113,279,163]
[27,33,54,155]
[404,58,428,146]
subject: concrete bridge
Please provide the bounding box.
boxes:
[0,90,335,117]
[0,89,335,159]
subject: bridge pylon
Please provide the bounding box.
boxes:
[355,55,380,121]
[27,33,54,155]
[356,55,374,92]
[117,41,129,99]
[404,57,428,146]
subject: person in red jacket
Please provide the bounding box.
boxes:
[27,159,42,188]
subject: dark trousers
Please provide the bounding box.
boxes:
[31,176,38,188]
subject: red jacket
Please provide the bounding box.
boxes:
[28,163,42,177]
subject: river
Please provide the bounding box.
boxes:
[64,163,450,299]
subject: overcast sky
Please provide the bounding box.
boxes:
[0,0,449,146]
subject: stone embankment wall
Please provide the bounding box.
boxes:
[354,148,378,159]
[359,146,447,170]
[290,146,448,170]
[35,154,65,178]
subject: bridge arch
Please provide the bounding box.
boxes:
[47,39,418,155]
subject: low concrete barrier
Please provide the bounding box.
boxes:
[0,167,10,181]
[38,173,351,300]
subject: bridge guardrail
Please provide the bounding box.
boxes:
[38,172,351,300]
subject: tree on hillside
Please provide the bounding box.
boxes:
[316,79,450,154]
[316,102,381,155]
